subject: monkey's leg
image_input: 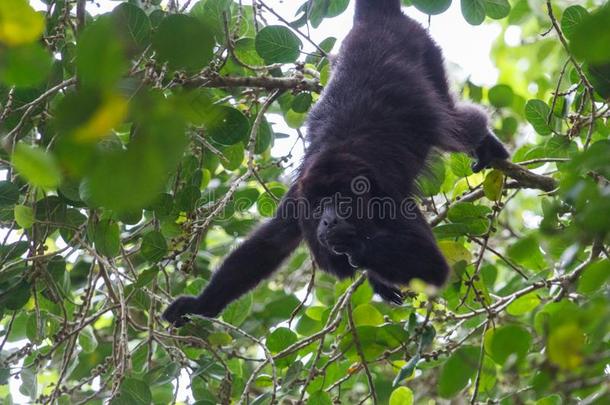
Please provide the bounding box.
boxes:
[163,190,303,326]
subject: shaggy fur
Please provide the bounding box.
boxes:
[163,0,509,326]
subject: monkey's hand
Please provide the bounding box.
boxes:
[472,133,510,173]
[163,296,220,327]
[369,277,404,305]
[326,225,365,268]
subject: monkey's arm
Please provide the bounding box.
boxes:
[163,190,302,326]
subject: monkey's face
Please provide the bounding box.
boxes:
[298,153,380,255]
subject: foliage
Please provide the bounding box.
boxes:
[0,0,609,404]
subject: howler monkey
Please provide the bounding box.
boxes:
[163,0,509,326]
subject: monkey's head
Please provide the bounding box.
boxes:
[298,152,387,251]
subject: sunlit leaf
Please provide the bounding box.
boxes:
[255,26,302,64]
[12,144,62,189]
[0,0,45,46]
[561,5,588,40]
[14,205,34,229]
[547,323,585,370]
[525,99,552,136]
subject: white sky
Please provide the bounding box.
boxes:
[6,2,503,403]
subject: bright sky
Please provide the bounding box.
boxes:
[7,2,504,403]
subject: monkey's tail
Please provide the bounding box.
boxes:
[355,0,402,20]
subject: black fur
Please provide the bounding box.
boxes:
[163,0,509,326]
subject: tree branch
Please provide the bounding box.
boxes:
[491,160,558,192]
[184,75,322,93]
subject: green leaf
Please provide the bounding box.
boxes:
[419,155,446,196]
[412,0,452,15]
[234,37,265,66]
[205,106,250,145]
[257,184,286,217]
[77,17,127,88]
[222,292,253,326]
[0,43,52,87]
[135,266,160,288]
[483,0,511,19]
[292,93,313,113]
[152,14,214,71]
[587,63,610,99]
[191,0,233,43]
[352,304,384,326]
[536,395,562,405]
[78,325,98,353]
[12,144,62,189]
[118,378,152,405]
[141,231,168,262]
[506,293,541,316]
[84,93,188,212]
[525,99,552,136]
[327,0,350,18]
[255,26,302,64]
[0,181,20,207]
[222,143,245,170]
[34,196,67,224]
[146,362,180,385]
[110,3,152,54]
[14,204,34,229]
[255,118,274,154]
[461,0,486,25]
[94,219,120,258]
[561,5,588,40]
[438,240,472,266]
[547,323,585,370]
[483,170,504,201]
[484,325,532,365]
[438,346,480,398]
[2,280,31,310]
[266,327,297,353]
[449,153,473,177]
[308,0,329,28]
[507,235,546,270]
[307,391,332,405]
[577,259,610,294]
[266,327,298,368]
[488,84,514,108]
[389,387,414,405]
[19,367,37,399]
[448,202,492,222]
[570,6,610,64]
[392,354,420,387]
[177,185,201,212]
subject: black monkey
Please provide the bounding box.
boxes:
[163,0,509,326]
